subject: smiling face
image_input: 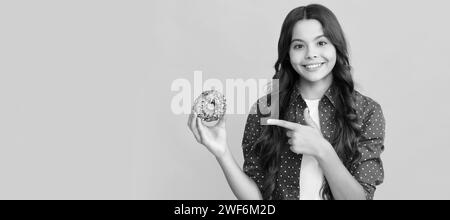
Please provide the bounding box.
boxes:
[289,19,337,85]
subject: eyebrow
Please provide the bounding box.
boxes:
[291,35,326,43]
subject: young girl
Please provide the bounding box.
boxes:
[188,4,385,200]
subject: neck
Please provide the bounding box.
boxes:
[299,74,333,100]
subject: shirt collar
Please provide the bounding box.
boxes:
[292,80,339,108]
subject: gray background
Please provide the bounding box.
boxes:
[1,0,449,199]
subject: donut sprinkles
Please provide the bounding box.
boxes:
[193,90,227,122]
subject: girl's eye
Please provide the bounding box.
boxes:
[293,44,304,49]
[318,41,328,46]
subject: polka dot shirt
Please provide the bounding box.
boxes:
[242,82,385,200]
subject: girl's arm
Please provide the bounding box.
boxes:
[311,102,386,200]
[316,143,366,200]
[188,113,262,200]
[216,147,263,200]
[318,101,386,200]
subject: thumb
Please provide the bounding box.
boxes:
[303,108,319,130]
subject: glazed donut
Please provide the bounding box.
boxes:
[193,90,226,122]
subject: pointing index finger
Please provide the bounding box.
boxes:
[267,119,299,130]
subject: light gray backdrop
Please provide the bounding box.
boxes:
[1,0,449,199]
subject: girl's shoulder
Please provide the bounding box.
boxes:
[353,90,385,123]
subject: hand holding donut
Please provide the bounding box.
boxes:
[187,90,229,158]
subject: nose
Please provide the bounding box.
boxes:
[305,47,319,60]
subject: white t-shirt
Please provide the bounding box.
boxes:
[299,99,325,200]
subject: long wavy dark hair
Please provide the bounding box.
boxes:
[254,4,362,200]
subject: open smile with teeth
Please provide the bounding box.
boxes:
[302,62,326,70]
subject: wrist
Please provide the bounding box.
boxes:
[315,140,334,163]
[215,144,231,161]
